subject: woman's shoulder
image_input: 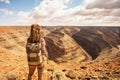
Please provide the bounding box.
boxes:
[41,38,45,41]
[41,38,46,45]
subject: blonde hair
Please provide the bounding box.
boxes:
[28,24,41,43]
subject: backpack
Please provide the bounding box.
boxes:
[26,43,40,54]
[26,42,42,65]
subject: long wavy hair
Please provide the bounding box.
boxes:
[27,24,41,43]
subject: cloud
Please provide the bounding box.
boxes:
[85,0,120,9]
[0,8,14,16]
[0,0,10,4]
[15,0,120,26]
[111,9,120,17]
[16,0,71,25]
[32,0,70,19]
[17,11,30,18]
[16,11,31,25]
[70,8,120,17]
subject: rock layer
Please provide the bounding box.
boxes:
[73,27,120,59]
[45,30,88,63]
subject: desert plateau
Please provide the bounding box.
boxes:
[0,26,120,80]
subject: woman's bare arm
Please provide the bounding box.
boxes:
[41,38,48,57]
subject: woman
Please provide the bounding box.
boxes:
[26,24,48,80]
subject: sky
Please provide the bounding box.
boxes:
[0,0,120,26]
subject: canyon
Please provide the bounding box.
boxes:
[0,26,120,80]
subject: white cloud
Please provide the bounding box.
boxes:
[17,11,30,18]
[111,9,120,17]
[0,8,14,16]
[32,0,70,19]
[15,0,120,26]
[0,0,10,4]
[16,0,72,25]
[16,11,31,25]
[85,0,120,9]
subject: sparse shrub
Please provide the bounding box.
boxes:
[3,72,19,80]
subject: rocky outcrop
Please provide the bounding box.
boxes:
[73,27,120,59]
[45,30,88,63]
[0,32,27,54]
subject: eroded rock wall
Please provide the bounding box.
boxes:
[73,27,120,59]
[45,30,88,63]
